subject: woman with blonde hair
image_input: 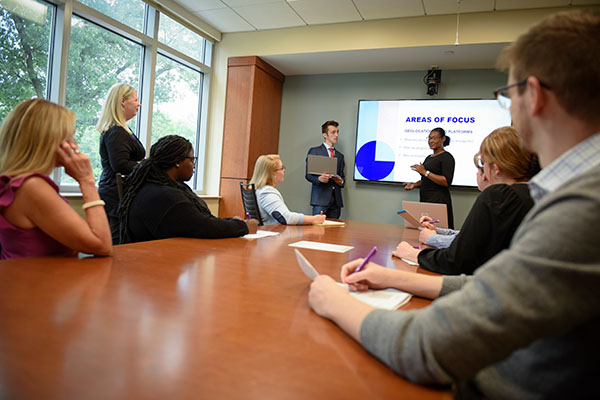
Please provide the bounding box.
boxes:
[250,155,326,225]
[394,126,539,274]
[97,83,145,244]
[0,99,112,259]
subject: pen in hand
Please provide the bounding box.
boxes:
[245,212,251,220]
[427,219,440,224]
[351,246,377,275]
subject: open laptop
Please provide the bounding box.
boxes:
[307,154,338,176]
[401,200,448,229]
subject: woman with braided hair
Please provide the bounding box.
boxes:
[118,135,257,243]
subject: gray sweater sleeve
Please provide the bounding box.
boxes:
[359,171,600,389]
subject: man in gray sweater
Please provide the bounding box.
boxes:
[308,10,600,399]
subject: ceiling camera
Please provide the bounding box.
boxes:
[424,67,442,96]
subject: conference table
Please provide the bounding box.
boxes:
[0,220,451,399]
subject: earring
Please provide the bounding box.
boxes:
[176,163,180,168]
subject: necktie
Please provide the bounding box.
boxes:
[329,148,335,158]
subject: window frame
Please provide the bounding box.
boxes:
[38,0,213,193]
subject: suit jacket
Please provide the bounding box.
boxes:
[305,144,345,207]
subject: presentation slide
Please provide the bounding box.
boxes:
[354,99,512,187]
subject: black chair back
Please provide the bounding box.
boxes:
[116,173,124,201]
[240,182,263,226]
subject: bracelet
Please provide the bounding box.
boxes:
[424,170,431,177]
[82,200,106,210]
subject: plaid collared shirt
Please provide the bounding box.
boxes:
[529,132,600,203]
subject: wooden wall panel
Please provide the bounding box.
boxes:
[221,66,253,179]
[247,67,283,174]
[219,178,247,218]
[219,56,284,217]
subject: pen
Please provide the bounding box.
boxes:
[245,212,251,220]
[413,245,420,249]
[351,246,377,274]
[427,219,440,224]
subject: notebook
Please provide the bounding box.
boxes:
[307,154,338,176]
[401,201,448,229]
[294,249,411,310]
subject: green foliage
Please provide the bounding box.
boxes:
[78,0,145,32]
[0,5,50,120]
[0,1,204,184]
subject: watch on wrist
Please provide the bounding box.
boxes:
[425,170,430,177]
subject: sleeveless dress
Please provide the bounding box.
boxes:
[0,173,74,259]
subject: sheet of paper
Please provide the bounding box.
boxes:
[242,230,280,240]
[288,240,353,253]
[338,283,412,310]
[294,249,318,280]
[293,249,412,309]
[401,258,419,266]
[318,220,345,226]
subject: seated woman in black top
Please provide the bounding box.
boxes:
[119,135,257,243]
[394,126,540,275]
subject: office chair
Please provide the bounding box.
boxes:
[240,182,263,226]
[116,173,124,201]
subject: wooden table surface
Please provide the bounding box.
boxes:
[0,220,451,399]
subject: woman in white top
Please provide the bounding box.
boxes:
[250,155,326,225]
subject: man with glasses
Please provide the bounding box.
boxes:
[308,10,600,398]
[305,120,345,219]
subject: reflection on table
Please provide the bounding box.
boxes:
[0,220,451,399]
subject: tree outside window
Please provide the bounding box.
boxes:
[0,0,53,122]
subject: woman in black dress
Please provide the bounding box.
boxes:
[96,83,145,244]
[404,127,455,228]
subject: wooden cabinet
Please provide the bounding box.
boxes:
[219,56,284,217]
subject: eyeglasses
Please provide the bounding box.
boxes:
[185,156,197,164]
[276,165,286,171]
[473,153,485,172]
[494,78,551,110]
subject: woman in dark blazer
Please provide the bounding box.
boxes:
[96,83,145,244]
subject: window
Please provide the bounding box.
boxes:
[1,1,213,192]
[158,13,207,65]
[152,53,203,189]
[78,0,145,32]
[0,0,54,122]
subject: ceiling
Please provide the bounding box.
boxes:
[172,0,597,33]
[168,0,600,75]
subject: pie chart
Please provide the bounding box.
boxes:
[355,140,395,181]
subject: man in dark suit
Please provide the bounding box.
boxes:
[305,120,345,218]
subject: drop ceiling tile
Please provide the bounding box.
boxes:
[287,0,362,25]
[222,0,283,6]
[234,2,305,29]
[495,0,570,10]
[571,0,600,4]
[196,7,256,32]
[424,0,495,16]
[174,0,226,12]
[353,0,424,19]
